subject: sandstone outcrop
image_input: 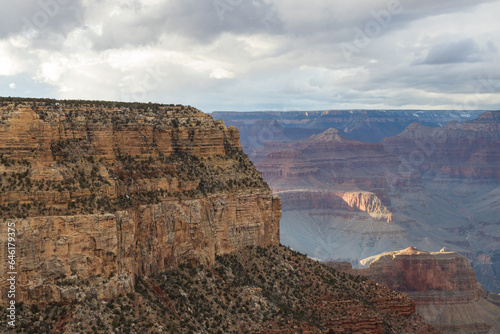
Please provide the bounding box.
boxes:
[277,190,393,222]
[358,247,481,304]
[328,247,500,333]
[0,98,281,305]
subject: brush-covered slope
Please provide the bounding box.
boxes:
[0,98,281,305]
[0,245,440,333]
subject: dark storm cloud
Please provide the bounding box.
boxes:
[423,39,482,65]
[0,1,85,42]
[272,0,498,42]
[90,0,282,50]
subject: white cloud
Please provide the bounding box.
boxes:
[210,68,235,79]
[9,83,15,89]
[0,41,22,76]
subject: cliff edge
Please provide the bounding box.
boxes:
[0,98,281,305]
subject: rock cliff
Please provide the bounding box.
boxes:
[255,128,408,197]
[0,98,281,305]
[254,128,424,262]
[328,247,500,333]
[277,190,393,222]
[358,247,482,304]
[381,111,500,291]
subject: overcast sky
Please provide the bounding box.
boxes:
[1,0,499,112]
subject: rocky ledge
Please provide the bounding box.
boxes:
[328,247,500,333]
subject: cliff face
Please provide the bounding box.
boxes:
[278,190,392,222]
[0,99,281,305]
[255,128,407,197]
[381,112,500,291]
[358,247,481,304]
[329,247,500,333]
[254,128,420,262]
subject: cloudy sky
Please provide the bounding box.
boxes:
[1,0,499,112]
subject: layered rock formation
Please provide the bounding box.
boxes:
[255,128,410,194]
[359,247,482,304]
[278,190,393,222]
[381,112,500,292]
[213,109,483,159]
[253,128,427,262]
[0,98,281,305]
[328,247,500,333]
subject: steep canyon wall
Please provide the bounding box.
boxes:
[0,99,281,304]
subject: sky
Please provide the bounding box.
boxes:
[0,0,500,112]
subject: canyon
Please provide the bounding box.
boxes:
[216,110,500,295]
[213,109,484,160]
[0,98,440,333]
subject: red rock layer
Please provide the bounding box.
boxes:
[357,247,481,304]
[255,128,415,202]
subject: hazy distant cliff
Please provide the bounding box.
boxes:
[0,98,281,304]
[213,109,484,160]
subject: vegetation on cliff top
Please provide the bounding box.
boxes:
[0,98,268,219]
[0,245,439,334]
